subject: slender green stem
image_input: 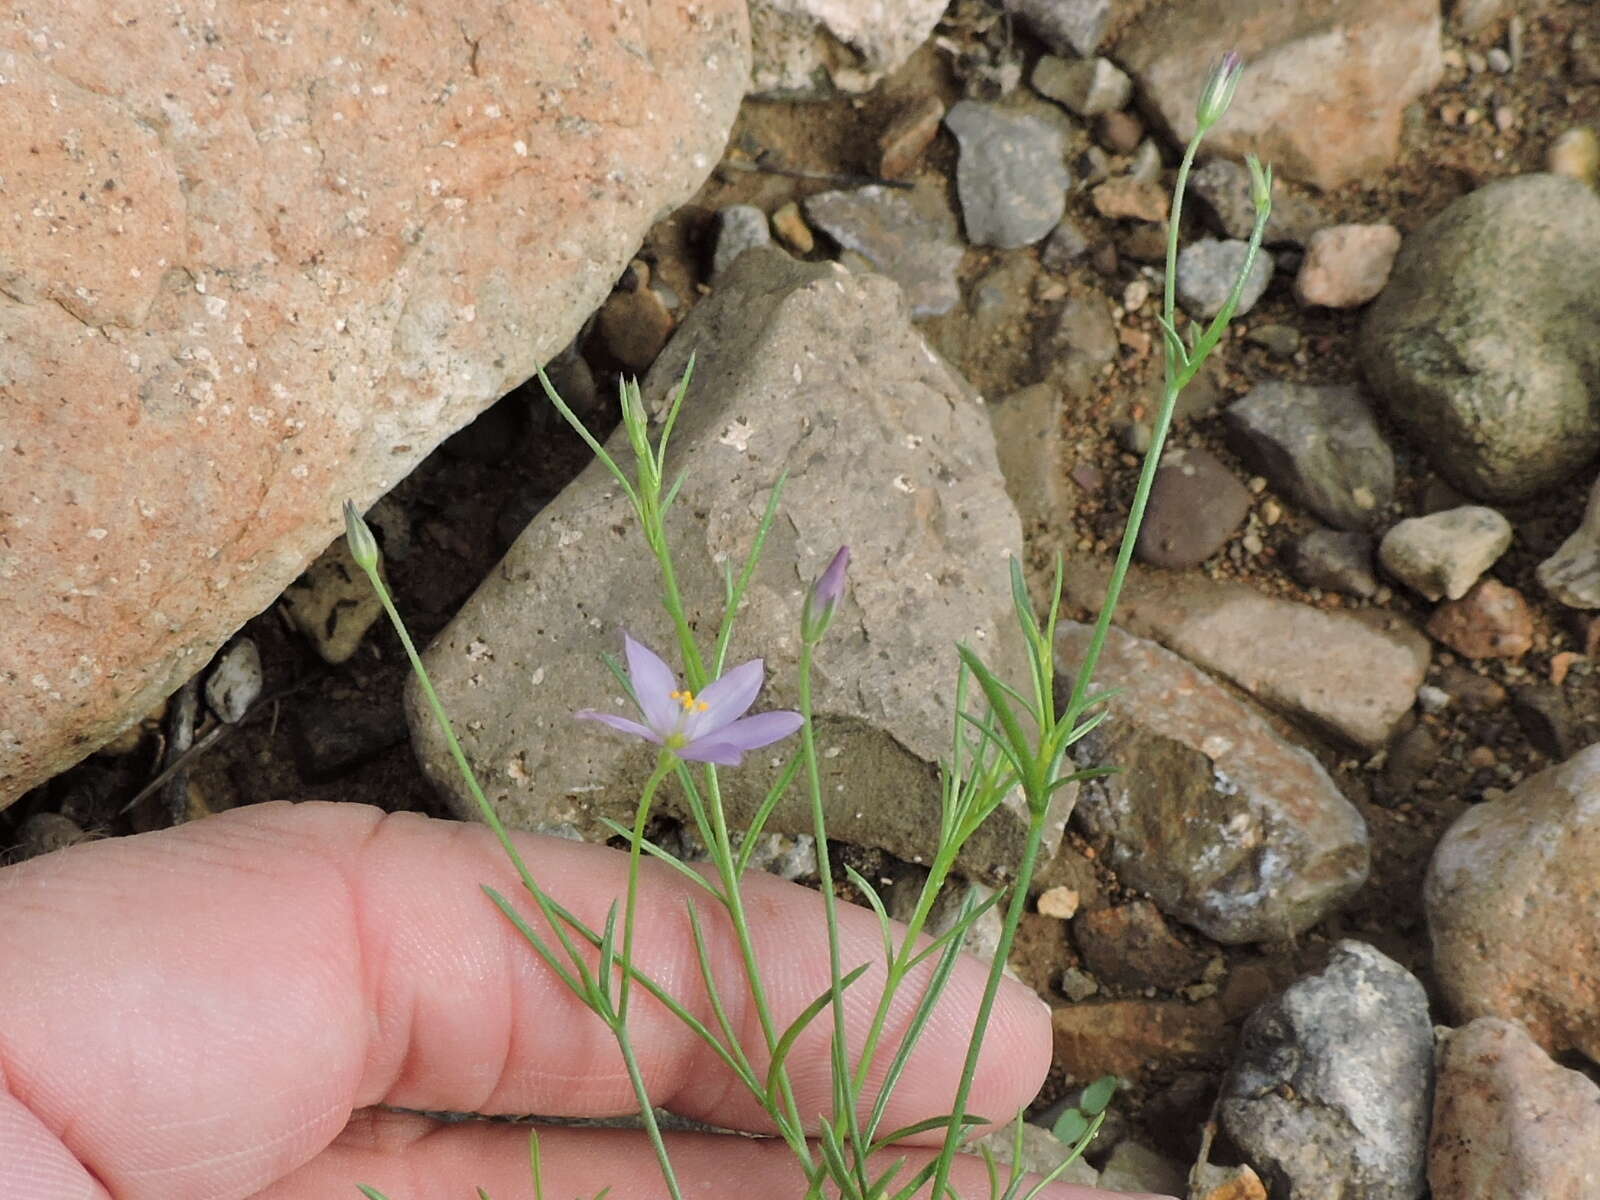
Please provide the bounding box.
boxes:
[1067,130,1204,724]
[619,754,675,1023]
[925,816,1048,1200]
[798,643,869,1191]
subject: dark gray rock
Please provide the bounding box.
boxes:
[292,695,408,782]
[409,250,1059,880]
[1136,447,1251,568]
[1176,238,1273,318]
[944,100,1071,249]
[803,182,966,317]
[1222,941,1433,1200]
[1510,683,1582,760]
[1538,472,1600,608]
[1040,215,1094,271]
[1057,623,1370,943]
[1359,174,1600,500]
[1224,382,1396,530]
[1289,529,1379,599]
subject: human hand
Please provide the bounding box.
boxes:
[0,802,1170,1198]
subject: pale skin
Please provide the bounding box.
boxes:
[0,802,1170,1199]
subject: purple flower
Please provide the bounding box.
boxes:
[577,635,803,766]
[1195,50,1243,130]
[801,545,850,643]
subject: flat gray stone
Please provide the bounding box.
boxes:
[409,249,1059,880]
[1176,238,1274,318]
[944,100,1071,250]
[1224,382,1396,531]
[1058,623,1370,943]
[1359,174,1600,501]
[1379,506,1512,601]
[803,182,965,317]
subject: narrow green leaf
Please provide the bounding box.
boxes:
[765,962,871,1106]
[842,863,897,967]
[735,753,805,875]
[356,1187,390,1200]
[593,816,722,897]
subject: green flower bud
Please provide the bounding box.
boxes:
[343,499,380,573]
[1196,51,1243,131]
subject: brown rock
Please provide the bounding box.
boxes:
[1092,175,1169,223]
[1095,108,1145,154]
[1135,447,1251,569]
[879,93,945,179]
[1427,579,1535,659]
[1429,1017,1600,1197]
[596,264,676,373]
[1073,901,1208,991]
[770,201,815,254]
[1427,746,1600,1060]
[1052,997,1230,1078]
[0,0,750,806]
[1114,0,1442,190]
[1190,1163,1269,1200]
[1294,223,1402,308]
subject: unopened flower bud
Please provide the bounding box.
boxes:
[1246,154,1273,222]
[343,500,380,573]
[1196,51,1243,131]
[801,546,850,643]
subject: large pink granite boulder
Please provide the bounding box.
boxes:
[0,0,749,804]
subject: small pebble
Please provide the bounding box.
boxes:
[1037,886,1081,919]
[770,201,814,254]
[1091,175,1168,223]
[1095,109,1144,155]
[1427,579,1535,659]
[1417,684,1451,715]
[1548,128,1600,188]
[1176,238,1274,318]
[1294,224,1402,308]
[1379,506,1513,602]
[204,638,263,724]
[1290,529,1378,599]
[1486,46,1512,74]
[878,93,945,179]
[1550,651,1581,687]
[1246,323,1302,358]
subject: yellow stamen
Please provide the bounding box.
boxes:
[669,689,709,713]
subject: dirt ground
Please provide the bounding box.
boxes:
[6,0,1600,1175]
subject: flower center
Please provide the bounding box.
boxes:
[670,689,709,715]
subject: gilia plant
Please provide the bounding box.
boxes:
[350,55,1269,1200]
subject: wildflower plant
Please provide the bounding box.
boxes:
[350,57,1269,1200]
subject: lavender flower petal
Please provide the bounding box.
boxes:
[686,657,764,738]
[693,710,803,755]
[576,710,663,744]
[677,739,750,766]
[623,633,679,733]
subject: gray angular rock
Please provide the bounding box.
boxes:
[999,0,1116,56]
[1066,569,1431,749]
[1378,506,1512,602]
[803,182,966,317]
[1189,158,1331,247]
[1057,623,1370,943]
[1040,215,1095,271]
[1224,382,1396,530]
[1429,1018,1600,1199]
[1176,238,1273,318]
[1359,174,1600,500]
[1289,529,1379,599]
[1538,471,1600,608]
[1222,941,1433,1200]
[944,101,1072,249]
[409,250,1055,880]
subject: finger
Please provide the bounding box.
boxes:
[256,1109,1162,1200]
[0,802,1051,1200]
